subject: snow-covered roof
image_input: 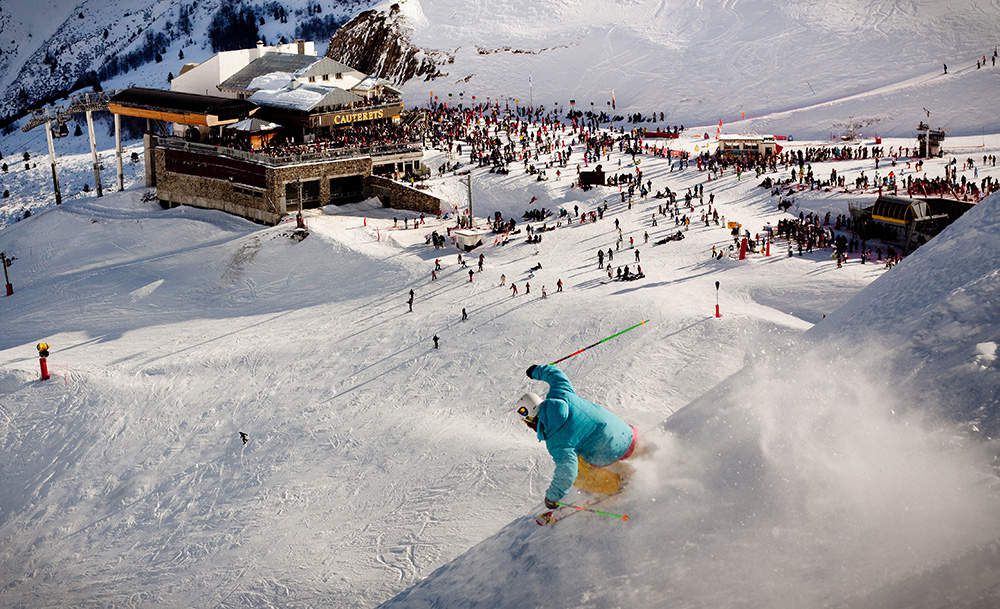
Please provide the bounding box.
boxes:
[249,86,326,112]
[295,56,359,79]
[246,71,295,92]
[249,85,363,113]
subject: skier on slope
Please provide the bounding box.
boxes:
[517,364,638,509]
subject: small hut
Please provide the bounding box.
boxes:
[226,118,282,150]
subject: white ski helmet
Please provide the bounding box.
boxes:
[516,392,542,421]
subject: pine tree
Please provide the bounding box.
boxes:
[167,72,174,82]
[73,123,82,137]
[178,48,184,60]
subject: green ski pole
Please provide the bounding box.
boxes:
[556,501,630,521]
[549,320,649,365]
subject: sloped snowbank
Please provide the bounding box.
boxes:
[380,196,1000,608]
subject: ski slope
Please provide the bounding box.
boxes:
[381,192,1000,609]
[2,123,999,606]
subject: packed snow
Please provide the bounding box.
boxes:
[1,1,999,607]
[3,115,999,606]
[381,192,1000,609]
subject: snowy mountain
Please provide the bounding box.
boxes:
[3,0,998,137]
[0,0,377,127]
[326,0,1000,137]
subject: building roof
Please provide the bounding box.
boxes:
[717,133,775,141]
[870,196,932,224]
[296,56,358,79]
[219,53,321,92]
[227,118,282,132]
[109,88,256,122]
[250,85,363,113]
[352,76,402,95]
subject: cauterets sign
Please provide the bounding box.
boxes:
[311,103,404,127]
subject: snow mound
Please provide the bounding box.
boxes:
[380,196,1000,608]
[811,192,1000,435]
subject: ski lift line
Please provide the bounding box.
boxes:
[549,320,649,366]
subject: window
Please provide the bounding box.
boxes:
[335,72,342,79]
[322,74,329,81]
[308,76,316,83]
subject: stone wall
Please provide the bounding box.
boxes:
[153,149,282,225]
[365,176,442,214]
[152,146,434,223]
[270,157,372,212]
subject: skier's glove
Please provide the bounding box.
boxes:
[544,497,560,510]
[526,365,538,378]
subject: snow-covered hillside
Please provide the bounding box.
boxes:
[380,193,1000,609]
[8,115,998,607]
[4,0,998,138]
[339,0,1000,137]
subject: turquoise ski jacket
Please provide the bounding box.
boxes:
[530,364,633,501]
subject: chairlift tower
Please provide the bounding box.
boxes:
[22,109,66,204]
[67,91,114,197]
[21,90,123,204]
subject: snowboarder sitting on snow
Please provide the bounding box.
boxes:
[517,364,638,509]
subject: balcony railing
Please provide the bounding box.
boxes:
[152,135,421,167]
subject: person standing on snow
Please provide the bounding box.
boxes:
[518,364,638,509]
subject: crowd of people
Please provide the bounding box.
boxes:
[371,93,1000,306]
[190,118,420,165]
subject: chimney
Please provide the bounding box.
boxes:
[256,40,264,58]
[296,39,305,55]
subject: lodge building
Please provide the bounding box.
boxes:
[108,40,436,225]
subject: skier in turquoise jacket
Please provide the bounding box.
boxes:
[517,364,637,509]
